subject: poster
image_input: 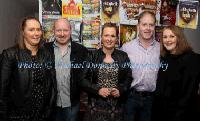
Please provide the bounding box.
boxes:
[120,24,137,46]
[40,0,199,48]
[42,15,61,42]
[82,0,100,14]
[62,0,82,19]
[82,0,100,48]
[155,26,163,42]
[160,0,177,25]
[177,0,199,29]
[119,0,160,25]
[69,19,82,43]
[101,0,120,23]
[42,0,62,15]
[82,16,100,48]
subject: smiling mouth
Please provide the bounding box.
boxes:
[32,38,40,40]
[165,43,174,46]
[144,31,151,34]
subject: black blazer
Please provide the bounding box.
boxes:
[0,46,57,121]
[152,51,200,121]
[81,48,133,103]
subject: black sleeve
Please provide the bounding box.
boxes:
[118,53,133,96]
[175,53,200,121]
[0,50,14,121]
[80,50,101,96]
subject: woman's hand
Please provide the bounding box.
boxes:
[110,88,120,97]
[98,88,111,98]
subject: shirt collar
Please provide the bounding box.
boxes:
[53,41,71,49]
[136,37,156,47]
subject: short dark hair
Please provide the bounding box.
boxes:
[101,23,119,38]
[138,11,156,24]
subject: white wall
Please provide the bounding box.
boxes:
[0,0,38,53]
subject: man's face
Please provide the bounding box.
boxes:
[54,19,71,45]
[137,14,155,42]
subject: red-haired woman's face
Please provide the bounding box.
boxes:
[23,19,42,47]
[162,29,177,54]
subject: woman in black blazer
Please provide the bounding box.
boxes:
[152,26,200,121]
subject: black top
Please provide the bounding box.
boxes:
[0,47,57,121]
[152,51,200,121]
[81,48,133,102]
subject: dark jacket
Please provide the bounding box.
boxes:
[0,53,2,67]
[0,46,57,121]
[152,51,200,121]
[0,53,2,63]
[45,41,88,106]
[81,48,133,103]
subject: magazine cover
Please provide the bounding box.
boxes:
[177,0,199,29]
[119,0,158,25]
[42,0,62,15]
[160,0,177,25]
[156,0,161,25]
[101,0,120,23]
[82,16,101,48]
[62,0,82,19]
[82,0,100,48]
[69,19,82,43]
[155,26,163,42]
[42,15,61,42]
[82,0,100,14]
[120,24,137,47]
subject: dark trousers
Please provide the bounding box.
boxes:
[124,89,154,121]
[54,103,80,121]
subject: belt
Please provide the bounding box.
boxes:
[130,88,154,97]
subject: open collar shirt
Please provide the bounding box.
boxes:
[54,41,71,107]
[121,38,160,92]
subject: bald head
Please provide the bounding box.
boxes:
[54,18,72,46]
[54,18,71,30]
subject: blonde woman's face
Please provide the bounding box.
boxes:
[23,19,42,47]
[162,29,177,54]
[101,27,117,50]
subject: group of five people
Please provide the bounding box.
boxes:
[0,11,200,121]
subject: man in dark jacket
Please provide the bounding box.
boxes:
[45,18,88,121]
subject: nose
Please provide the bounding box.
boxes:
[146,25,151,30]
[34,30,41,36]
[165,37,171,42]
[61,30,64,36]
[107,37,112,42]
